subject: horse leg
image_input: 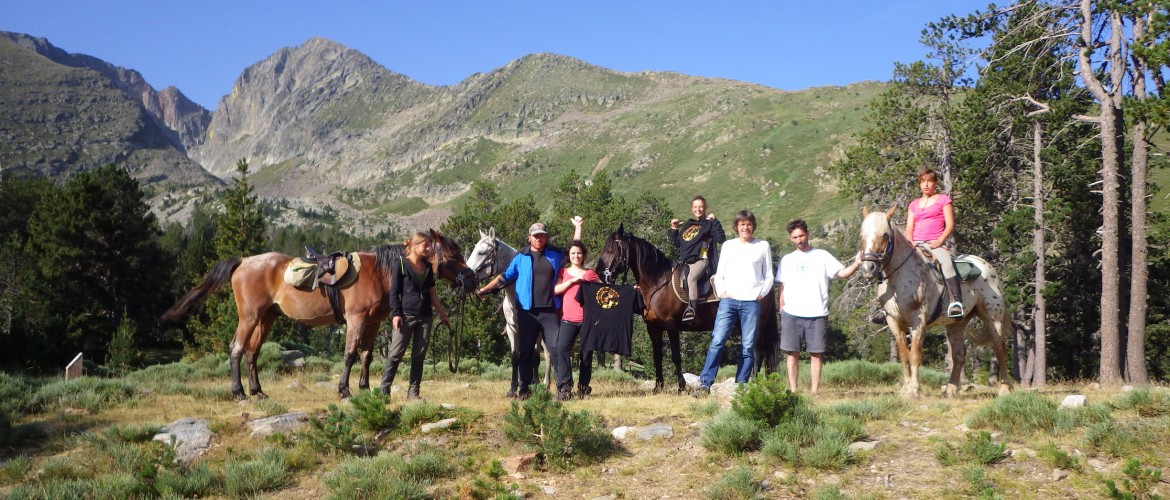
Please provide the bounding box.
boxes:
[506,320,519,398]
[905,327,926,398]
[887,319,915,399]
[944,323,967,398]
[357,321,377,392]
[668,329,685,394]
[228,305,265,401]
[247,310,279,399]
[648,327,666,392]
[988,315,1014,396]
[338,325,361,399]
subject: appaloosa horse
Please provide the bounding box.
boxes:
[161,229,476,400]
[596,225,781,393]
[465,228,553,396]
[858,207,1013,398]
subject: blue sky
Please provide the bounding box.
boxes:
[2,1,991,110]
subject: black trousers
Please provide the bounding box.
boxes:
[553,321,595,392]
[516,307,558,393]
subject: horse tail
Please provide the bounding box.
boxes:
[755,288,782,375]
[160,257,243,323]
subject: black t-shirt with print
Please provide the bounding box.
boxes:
[577,282,645,356]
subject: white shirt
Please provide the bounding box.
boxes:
[776,247,843,317]
[713,238,774,301]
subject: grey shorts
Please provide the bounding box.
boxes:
[780,311,827,354]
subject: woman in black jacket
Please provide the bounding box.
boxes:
[380,232,450,400]
[669,195,726,322]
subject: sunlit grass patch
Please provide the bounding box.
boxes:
[33,377,137,414]
[967,392,1110,436]
[222,447,293,497]
[705,465,763,500]
[1112,388,1170,417]
[701,411,763,455]
[828,396,909,422]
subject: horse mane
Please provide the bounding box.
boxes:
[624,233,675,284]
[372,244,407,277]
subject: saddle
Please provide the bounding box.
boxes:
[671,263,719,304]
[282,248,362,324]
[915,247,982,282]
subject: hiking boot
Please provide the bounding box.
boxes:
[407,385,421,401]
[577,385,592,399]
[555,389,573,402]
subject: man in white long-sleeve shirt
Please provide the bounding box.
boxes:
[697,210,774,393]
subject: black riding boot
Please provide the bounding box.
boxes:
[682,300,698,322]
[945,276,965,318]
[407,384,421,401]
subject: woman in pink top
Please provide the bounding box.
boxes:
[551,218,600,401]
[905,169,964,317]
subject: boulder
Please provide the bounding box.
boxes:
[153,418,213,465]
[502,453,540,473]
[421,418,458,433]
[682,373,701,388]
[847,440,879,453]
[281,350,305,369]
[612,426,634,440]
[1060,395,1087,409]
[635,423,674,440]
[247,412,309,438]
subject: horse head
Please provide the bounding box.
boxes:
[429,228,477,293]
[858,207,898,279]
[597,223,631,284]
[466,227,518,283]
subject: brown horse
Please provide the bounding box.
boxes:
[161,229,476,400]
[857,207,1013,398]
[596,225,780,393]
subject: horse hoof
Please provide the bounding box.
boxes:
[997,384,1012,396]
[338,389,352,400]
[254,392,268,401]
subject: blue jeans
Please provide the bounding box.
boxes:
[699,298,760,386]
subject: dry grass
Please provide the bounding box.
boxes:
[2,370,1169,499]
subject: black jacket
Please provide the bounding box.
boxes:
[669,217,726,271]
[389,256,435,318]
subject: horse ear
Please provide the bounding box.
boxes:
[886,206,897,219]
[861,207,870,218]
[617,223,625,235]
[479,229,487,240]
[488,227,495,239]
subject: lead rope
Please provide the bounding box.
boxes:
[448,288,466,373]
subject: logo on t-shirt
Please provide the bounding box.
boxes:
[595,286,621,309]
[681,225,700,241]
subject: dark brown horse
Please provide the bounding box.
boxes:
[596,225,780,393]
[161,229,476,400]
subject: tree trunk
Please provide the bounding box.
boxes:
[1031,120,1047,388]
[1076,1,1125,385]
[1125,12,1151,384]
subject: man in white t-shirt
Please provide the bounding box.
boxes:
[696,210,773,393]
[775,219,860,394]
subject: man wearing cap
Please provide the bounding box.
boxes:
[477,217,582,399]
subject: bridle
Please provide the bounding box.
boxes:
[860,218,912,281]
[471,238,501,281]
[434,239,476,293]
[601,236,631,285]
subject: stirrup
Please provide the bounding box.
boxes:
[681,306,696,322]
[947,301,965,318]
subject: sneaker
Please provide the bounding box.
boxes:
[692,385,711,398]
[947,302,965,318]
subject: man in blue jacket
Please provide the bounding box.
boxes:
[477,219,580,399]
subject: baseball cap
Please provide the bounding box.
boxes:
[528,223,548,235]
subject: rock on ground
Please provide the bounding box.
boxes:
[247,412,309,438]
[153,418,213,465]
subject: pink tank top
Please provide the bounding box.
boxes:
[557,268,599,323]
[909,194,952,242]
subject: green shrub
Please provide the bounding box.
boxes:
[0,455,33,485]
[302,355,334,373]
[705,466,762,500]
[461,460,520,500]
[108,312,138,372]
[589,367,638,385]
[829,396,909,422]
[323,447,451,499]
[1112,388,1170,418]
[1104,458,1163,500]
[933,432,1005,466]
[398,401,443,432]
[156,463,219,498]
[502,385,614,469]
[967,392,1065,436]
[90,472,145,499]
[349,390,399,431]
[811,484,849,500]
[819,413,865,443]
[801,427,852,470]
[732,373,801,427]
[477,361,511,381]
[820,359,899,387]
[700,411,763,455]
[1038,442,1082,472]
[124,363,197,386]
[0,372,36,416]
[961,465,998,498]
[301,404,363,455]
[33,377,136,414]
[6,478,93,499]
[1083,421,1158,458]
[397,443,455,482]
[254,398,289,416]
[223,447,292,498]
[690,400,722,418]
[100,423,163,443]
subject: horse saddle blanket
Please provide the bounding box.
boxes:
[284,252,361,290]
[923,255,982,282]
[671,264,718,304]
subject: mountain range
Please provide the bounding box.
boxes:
[1,32,884,239]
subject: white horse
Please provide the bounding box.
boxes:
[466,228,553,395]
[857,207,1013,399]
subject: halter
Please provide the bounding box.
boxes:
[434,238,475,293]
[472,238,500,280]
[602,236,631,285]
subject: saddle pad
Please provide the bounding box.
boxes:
[671,267,719,304]
[283,253,362,290]
[955,259,982,281]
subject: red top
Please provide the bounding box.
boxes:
[557,268,600,323]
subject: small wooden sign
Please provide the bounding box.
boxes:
[65,352,83,380]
